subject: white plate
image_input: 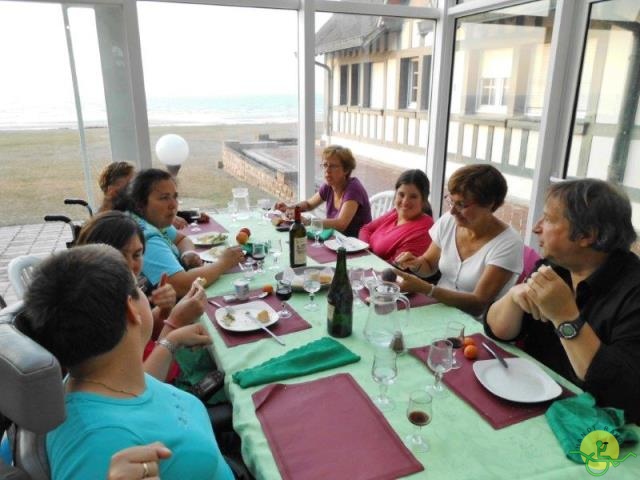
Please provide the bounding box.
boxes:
[473,357,562,403]
[189,232,228,247]
[214,300,279,332]
[275,266,334,291]
[198,246,226,263]
[324,238,369,253]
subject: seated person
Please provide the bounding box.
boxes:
[76,210,210,383]
[395,164,523,317]
[17,245,234,479]
[275,145,372,237]
[120,168,244,297]
[359,169,434,263]
[98,161,135,214]
[485,179,640,423]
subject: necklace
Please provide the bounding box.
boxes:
[69,376,139,398]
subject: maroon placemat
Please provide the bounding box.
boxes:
[253,373,424,480]
[306,238,371,264]
[358,268,438,309]
[181,216,229,235]
[409,333,575,429]
[205,290,311,347]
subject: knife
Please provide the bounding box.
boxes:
[482,342,509,369]
[245,311,286,346]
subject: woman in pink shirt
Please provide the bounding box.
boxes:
[359,170,434,263]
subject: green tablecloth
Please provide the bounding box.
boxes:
[198,213,640,480]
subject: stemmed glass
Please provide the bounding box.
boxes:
[275,280,292,318]
[349,267,365,307]
[257,198,272,223]
[405,390,433,453]
[267,239,283,271]
[371,347,398,411]
[252,242,266,273]
[239,259,256,281]
[303,269,321,311]
[445,321,465,369]
[426,338,453,397]
[310,217,324,248]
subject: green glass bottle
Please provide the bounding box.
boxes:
[327,247,353,338]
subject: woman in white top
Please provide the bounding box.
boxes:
[395,164,523,317]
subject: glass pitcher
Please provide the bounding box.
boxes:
[363,281,410,353]
[232,187,251,220]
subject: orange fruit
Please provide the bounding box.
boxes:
[235,231,249,244]
[463,345,478,360]
[262,284,274,295]
[463,337,476,347]
[240,227,251,237]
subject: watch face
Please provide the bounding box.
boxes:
[558,322,578,339]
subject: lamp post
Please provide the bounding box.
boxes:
[155,134,189,177]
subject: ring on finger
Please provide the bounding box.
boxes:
[142,462,150,478]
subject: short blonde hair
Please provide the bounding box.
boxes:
[98,161,135,193]
[322,145,356,176]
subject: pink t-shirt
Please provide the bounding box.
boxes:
[359,209,434,263]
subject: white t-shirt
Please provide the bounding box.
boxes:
[430,212,524,301]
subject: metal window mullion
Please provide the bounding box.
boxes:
[298,0,315,201]
[314,1,440,20]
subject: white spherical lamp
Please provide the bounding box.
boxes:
[155,134,189,177]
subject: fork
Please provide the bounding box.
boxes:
[244,311,286,346]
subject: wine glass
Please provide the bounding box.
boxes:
[227,200,238,223]
[349,267,365,307]
[303,269,321,311]
[257,198,272,222]
[405,390,433,453]
[189,207,201,232]
[426,338,453,397]
[371,347,398,411]
[310,217,324,248]
[252,242,266,273]
[445,321,465,369]
[268,239,283,271]
[275,280,292,318]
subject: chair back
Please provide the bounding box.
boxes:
[369,190,395,220]
[0,311,65,480]
[7,256,43,300]
[517,245,541,284]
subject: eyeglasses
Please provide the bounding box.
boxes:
[321,163,342,171]
[445,195,475,211]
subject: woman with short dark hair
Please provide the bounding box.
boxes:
[395,164,523,317]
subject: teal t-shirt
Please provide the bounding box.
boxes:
[133,214,184,286]
[47,374,233,480]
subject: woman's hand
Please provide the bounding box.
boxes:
[393,251,421,271]
[108,442,172,480]
[166,323,211,349]
[219,246,245,270]
[274,201,288,212]
[172,216,188,230]
[150,275,176,311]
[394,269,432,295]
[166,282,207,328]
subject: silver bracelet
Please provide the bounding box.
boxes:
[426,284,436,297]
[156,338,178,355]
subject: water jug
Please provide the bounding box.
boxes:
[363,281,410,353]
[232,187,251,220]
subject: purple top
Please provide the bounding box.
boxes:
[319,177,372,237]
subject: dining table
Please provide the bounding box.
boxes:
[190,211,640,480]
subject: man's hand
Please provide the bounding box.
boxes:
[526,265,579,324]
[509,282,545,321]
[219,246,245,270]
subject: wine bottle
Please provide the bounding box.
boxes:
[327,247,353,338]
[289,206,307,268]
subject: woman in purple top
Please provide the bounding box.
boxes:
[276,145,372,237]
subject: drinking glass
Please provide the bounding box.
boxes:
[268,239,283,271]
[371,347,398,411]
[349,267,365,307]
[426,338,453,396]
[405,390,433,453]
[303,269,321,311]
[275,280,292,318]
[310,217,324,248]
[252,242,266,273]
[239,260,256,281]
[257,198,272,222]
[188,207,201,232]
[445,321,465,369]
[227,200,238,223]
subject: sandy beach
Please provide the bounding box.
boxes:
[0,122,298,226]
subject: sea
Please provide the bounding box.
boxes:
[0,93,323,131]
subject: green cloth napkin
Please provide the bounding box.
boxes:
[545,392,638,463]
[232,337,360,388]
[306,228,334,241]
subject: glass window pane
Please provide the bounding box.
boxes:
[325,0,436,6]
[446,0,556,237]
[316,13,435,198]
[138,2,298,212]
[567,0,640,239]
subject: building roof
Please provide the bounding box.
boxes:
[315,13,404,55]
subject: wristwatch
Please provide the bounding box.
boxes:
[555,315,586,339]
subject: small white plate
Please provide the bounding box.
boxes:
[324,238,369,253]
[473,357,562,403]
[214,300,278,332]
[189,232,228,247]
[275,266,334,291]
[198,246,226,263]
